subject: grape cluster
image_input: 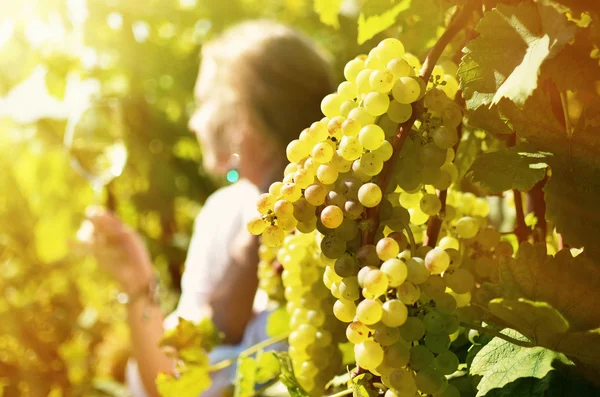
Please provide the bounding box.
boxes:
[257,244,285,305]
[248,37,508,397]
[277,232,344,396]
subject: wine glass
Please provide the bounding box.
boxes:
[64,97,128,205]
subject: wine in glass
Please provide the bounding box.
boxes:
[64,97,128,204]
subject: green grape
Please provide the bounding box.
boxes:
[344,58,365,82]
[356,244,380,268]
[334,253,359,278]
[320,234,346,259]
[381,299,408,327]
[312,141,334,164]
[387,100,412,123]
[399,191,421,208]
[441,103,462,128]
[308,121,329,142]
[380,258,407,287]
[415,367,447,395]
[455,216,479,239]
[359,124,385,150]
[333,299,357,323]
[321,93,342,118]
[356,299,383,325]
[274,199,294,219]
[409,207,429,225]
[435,293,457,314]
[392,76,421,104]
[425,248,450,275]
[399,317,426,341]
[356,68,374,94]
[425,332,451,354]
[438,236,459,250]
[358,183,383,208]
[423,87,449,112]
[337,81,358,101]
[434,170,452,190]
[365,48,384,69]
[294,169,315,189]
[262,225,284,247]
[420,142,446,168]
[280,182,302,202]
[364,92,390,116]
[476,226,501,249]
[363,269,389,298]
[422,275,446,299]
[383,341,410,368]
[286,139,310,163]
[420,193,442,216]
[474,256,496,278]
[344,199,364,220]
[387,58,412,79]
[421,165,442,185]
[409,344,434,370]
[396,281,420,305]
[247,217,266,235]
[346,321,370,344]
[378,38,405,62]
[373,139,393,162]
[415,245,434,258]
[406,257,430,284]
[356,152,384,176]
[304,184,328,206]
[431,125,458,150]
[444,268,474,294]
[422,310,444,333]
[316,163,339,185]
[443,248,462,269]
[293,198,316,223]
[376,237,400,261]
[355,340,384,370]
[373,324,401,346]
[387,371,418,396]
[338,136,363,161]
[369,69,395,93]
[320,205,343,229]
[339,277,360,301]
[340,99,357,117]
[349,106,376,126]
[387,231,408,252]
[433,350,459,375]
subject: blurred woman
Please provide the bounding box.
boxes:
[88,20,333,397]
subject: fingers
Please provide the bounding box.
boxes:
[86,206,127,239]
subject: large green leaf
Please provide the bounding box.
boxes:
[467,145,550,194]
[458,2,576,109]
[156,364,211,397]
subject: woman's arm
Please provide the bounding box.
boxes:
[88,212,173,397]
[207,231,260,344]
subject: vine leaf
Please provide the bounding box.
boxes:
[488,299,569,346]
[465,105,512,135]
[274,352,310,397]
[156,362,211,397]
[458,2,576,109]
[314,0,344,29]
[357,0,411,44]
[351,373,378,397]
[255,351,281,384]
[494,243,600,331]
[234,356,257,397]
[466,145,550,194]
[470,329,570,397]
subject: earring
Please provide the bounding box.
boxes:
[226,153,240,183]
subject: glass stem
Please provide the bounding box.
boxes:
[91,182,105,207]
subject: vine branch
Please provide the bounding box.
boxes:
[362,3,475,245]
[208,333,289,372]
[460,322,535,348]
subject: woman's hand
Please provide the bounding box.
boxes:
[81,207,154,295]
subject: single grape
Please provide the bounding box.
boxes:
[262,225,284,247]
[396,281,420,304]
[431,125,458,150]
[359,124,385,150]
[409,344,434,370]
[387,100,412,123]
[415,367,447,395]
[356,299,383,325]
[381,299,408,327]
[333,299,357,323]
[373,324,401,346]
[376,237,401,261]
[456,216,480,239]
[425,247,450,275]
[346,321,370,344]
[380,258,408,287]
[321,93,342,118]
[399,317,426,341]
[247,217,266,235]
[355,340,384,370]
[344,58,365,82]
[377,38,405,62]
[433,350,459,375]
[337,81,358,101]
[363,269,389,298]
[320,205,344,229]
[386,58,412,79]
[364,92,391,116]
[383,341,410,368]
[369,69,395,93]
[406,257,430,284]
[444,268,474,294]
[420,193,442,216]
[358,183,382,208]
[392,76,421,104]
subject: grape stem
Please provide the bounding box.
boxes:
[208,333,289,372]
[460,322,535,348]
[362,2,476,245]
[327,389,353,397]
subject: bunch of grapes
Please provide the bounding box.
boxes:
[248,37,509,397]
[277,232,344,396]
[257,244,285,305]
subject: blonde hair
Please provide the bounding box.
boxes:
[199,20,334,149]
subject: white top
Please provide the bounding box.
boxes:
[126,179,275,397]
